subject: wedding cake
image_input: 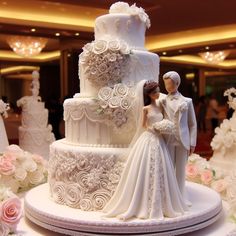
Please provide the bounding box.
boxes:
[48,2,160,211]
[210,88,236,174]
[17,71,55,159]
[24,3,222,235]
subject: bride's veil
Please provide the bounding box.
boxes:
[128,79,147,149]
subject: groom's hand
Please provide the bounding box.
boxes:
[188,146,195,156]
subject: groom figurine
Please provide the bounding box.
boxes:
[160,71,197,202]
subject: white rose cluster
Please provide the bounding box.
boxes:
[224,87,236,112]
[0,145,47,193]
[97,83,135,129]
[80,39,131,87]
[153,119,175,134]
[109,2,151,28]
[0,100,10,118]
[210,119,236,154]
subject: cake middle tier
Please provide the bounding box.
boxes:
[79,49,159,97]
[64,97,136,146]
[21,109,48,128]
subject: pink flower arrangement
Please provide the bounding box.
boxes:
[200,169,214,185]
[0,157,16,175]
[0,145,48,193]
[0,186,22,235]
[211,179,228,194]
[186,163,199,179]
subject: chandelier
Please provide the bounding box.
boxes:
[199,50,230,64]
[7,36,48,58]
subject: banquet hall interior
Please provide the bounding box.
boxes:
[1,1,236,236]
[1,0,236,157]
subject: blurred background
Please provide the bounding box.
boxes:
[1,0,236,156]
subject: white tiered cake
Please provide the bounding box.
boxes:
[48,2,159,211]
[17,71,55,159]
[210,88,236,174]
[25,3,222,235]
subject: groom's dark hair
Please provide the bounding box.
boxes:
[143,81,159,106]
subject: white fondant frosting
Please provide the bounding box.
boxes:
[19,126,55,159]
[95,14,146,49]
[17,96,55,159]
[64,97,111,145]
[48,140,126,211]
[22,109,48,128]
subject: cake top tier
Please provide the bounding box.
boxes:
[17,96,44,112]
[94,2,151,49]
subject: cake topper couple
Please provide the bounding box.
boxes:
[103,71,197,220]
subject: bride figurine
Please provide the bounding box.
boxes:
[103,80,188,221]
[0,99,10,153]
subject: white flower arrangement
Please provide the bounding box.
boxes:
[96,83,135,129]
[0,145,48,193]
[210,118,236,154]
[80,39,131,87]
[153,119,175,134]
[109,2,151,28]
[186,153,236,222]
[224,87,236,111]
[0,100,10,118]
[0,185,22,236]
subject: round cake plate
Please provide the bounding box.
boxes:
[24,182,222,236]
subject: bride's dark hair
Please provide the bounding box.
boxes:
[143,80,159,106]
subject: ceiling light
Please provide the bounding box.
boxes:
[162,52,167,55]
[205,46,210,50]
[7,35,47,58]
[199,50,230,64]
[75,32,80,36]
[31,28,36,32]
[55,33,60,36]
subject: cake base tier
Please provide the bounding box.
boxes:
[24,182,222,235]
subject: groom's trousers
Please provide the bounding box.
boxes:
[168,144,188,199]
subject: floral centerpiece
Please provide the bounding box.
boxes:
[186,153,236,222]
[224,87,236,111]
[96,83,136,130]
[0,185,22,236]
[210,87,236,154]
[0,145,47,193]
[0,100,10,118]
[80,39,131,88]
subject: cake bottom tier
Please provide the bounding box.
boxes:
[48,140,127,211]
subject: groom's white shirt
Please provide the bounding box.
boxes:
[159,91,197,150]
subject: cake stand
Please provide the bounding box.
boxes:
[24,182,222,235]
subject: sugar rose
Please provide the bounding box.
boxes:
[0,197,22,230]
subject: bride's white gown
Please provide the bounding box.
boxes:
[103,105,188,220]
[0,115,9,153]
